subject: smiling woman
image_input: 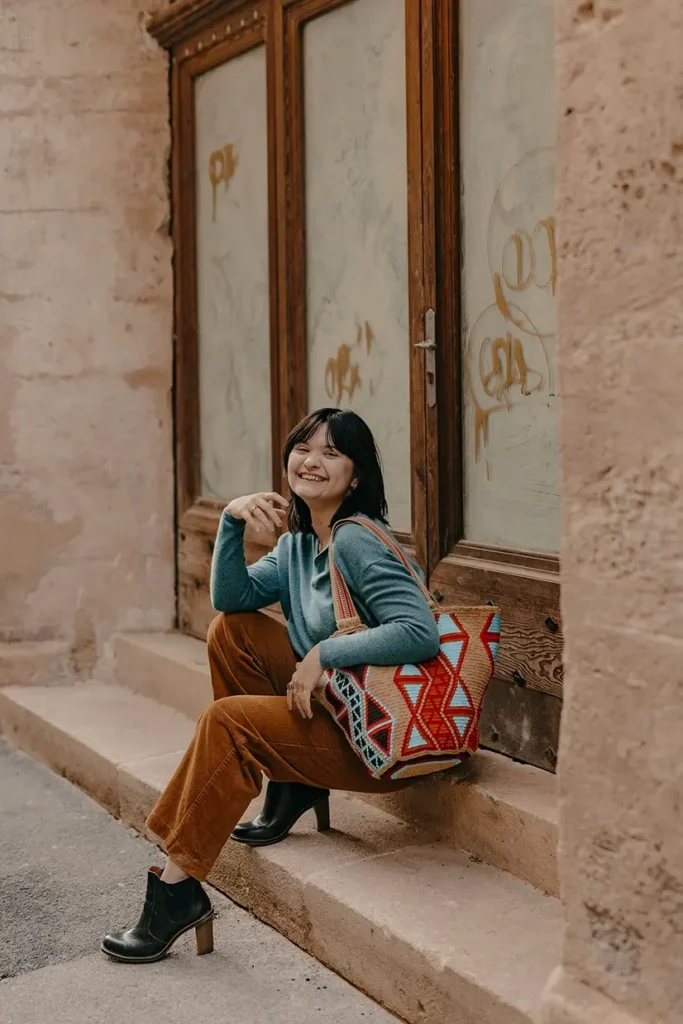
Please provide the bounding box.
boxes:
[101,407,440,965]
[283,407,389,539]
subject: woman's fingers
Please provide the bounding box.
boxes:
[251,505,275,534]
[288,670,313,720]
[254,498,283,532]
[265,493,289,508]
[243,507,263,533]
[227,492,288,526]
[255,493,288,532]
[299,691,313,719]
[294,693,312,720]
[287,666,299,712]
[292,683,313,720]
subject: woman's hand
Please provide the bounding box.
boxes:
[226,492,289,535]
[287,645,325,720]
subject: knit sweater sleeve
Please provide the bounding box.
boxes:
[210,511,284,613]
[318,523,440,671]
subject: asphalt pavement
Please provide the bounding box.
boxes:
[0,738,398,1024]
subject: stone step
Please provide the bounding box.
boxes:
[0,682,561,1024]
[113,630,559,894]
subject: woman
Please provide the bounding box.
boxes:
[101,407,439,964]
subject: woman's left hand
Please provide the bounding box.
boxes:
[287,645,325,720]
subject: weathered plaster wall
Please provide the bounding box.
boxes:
[543,1,683,1023]
[0,2,174,684]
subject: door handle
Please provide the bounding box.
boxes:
[414,308,436,407]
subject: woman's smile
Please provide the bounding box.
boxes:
[287,423,356,507]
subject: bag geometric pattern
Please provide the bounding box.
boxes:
[317,518,501,781]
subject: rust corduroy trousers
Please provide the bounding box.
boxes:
[145,611,409,880]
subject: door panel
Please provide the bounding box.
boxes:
[284,0,430,559]
[460,0,559,553]
[303,0,412,532]
[195,45,272,502]
[163,6,278,640]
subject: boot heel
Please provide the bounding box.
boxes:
[195,916,214,956]
[314,797,330,832]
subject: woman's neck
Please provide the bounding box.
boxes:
[309,504,337,551]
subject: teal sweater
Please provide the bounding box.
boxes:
[210,512,440,670]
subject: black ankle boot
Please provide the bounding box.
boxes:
[231,781,331,847]
[101,866,214,964]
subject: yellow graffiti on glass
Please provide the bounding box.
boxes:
[472,330,545,460]
[493,216,557,332]
[208,144,238,222]
[325,321,375,404]
[480,333,543,403]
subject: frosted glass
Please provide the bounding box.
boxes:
[304,0,411,532]
[460,0,559,553]
[195,46,272,502]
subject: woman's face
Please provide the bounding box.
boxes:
[287,424,357,508]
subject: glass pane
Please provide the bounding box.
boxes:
[195,46,272,502]
[304,0,411,532]
[460,0,559,553]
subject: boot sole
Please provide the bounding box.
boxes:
[230,800,328,847]
[100,909,214,964]
[230,829,294,847]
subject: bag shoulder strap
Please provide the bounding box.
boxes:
[327,517,436,632]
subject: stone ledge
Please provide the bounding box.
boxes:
[0,683,193,815]
[0,640,71,687]
[114,630,559,894]
[0,680,562,1024]
[113,631,211,721]
[361,749,559,895]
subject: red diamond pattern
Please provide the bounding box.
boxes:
[395,624,475,757]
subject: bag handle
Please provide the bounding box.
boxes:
[327,517,437,633]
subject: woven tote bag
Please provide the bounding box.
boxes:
[316,517,501,781]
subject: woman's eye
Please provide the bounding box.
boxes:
[324,450,339,458]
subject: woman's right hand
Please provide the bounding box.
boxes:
[226,493,289,535]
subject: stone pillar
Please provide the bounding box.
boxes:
[542,1,683,1023]
[0,2,174,685]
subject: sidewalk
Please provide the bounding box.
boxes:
[0,738,397,1024]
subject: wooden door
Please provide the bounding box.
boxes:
[149,0,438,632]
[423,0,563,771]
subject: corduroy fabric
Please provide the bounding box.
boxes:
[145,611,413,880]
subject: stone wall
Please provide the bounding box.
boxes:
[543,1,683,1022]
[0,1,174,685]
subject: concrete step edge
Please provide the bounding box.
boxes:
[113,630,559,894]
[0,681,560,1024]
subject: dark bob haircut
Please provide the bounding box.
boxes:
[283,408,389,534]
